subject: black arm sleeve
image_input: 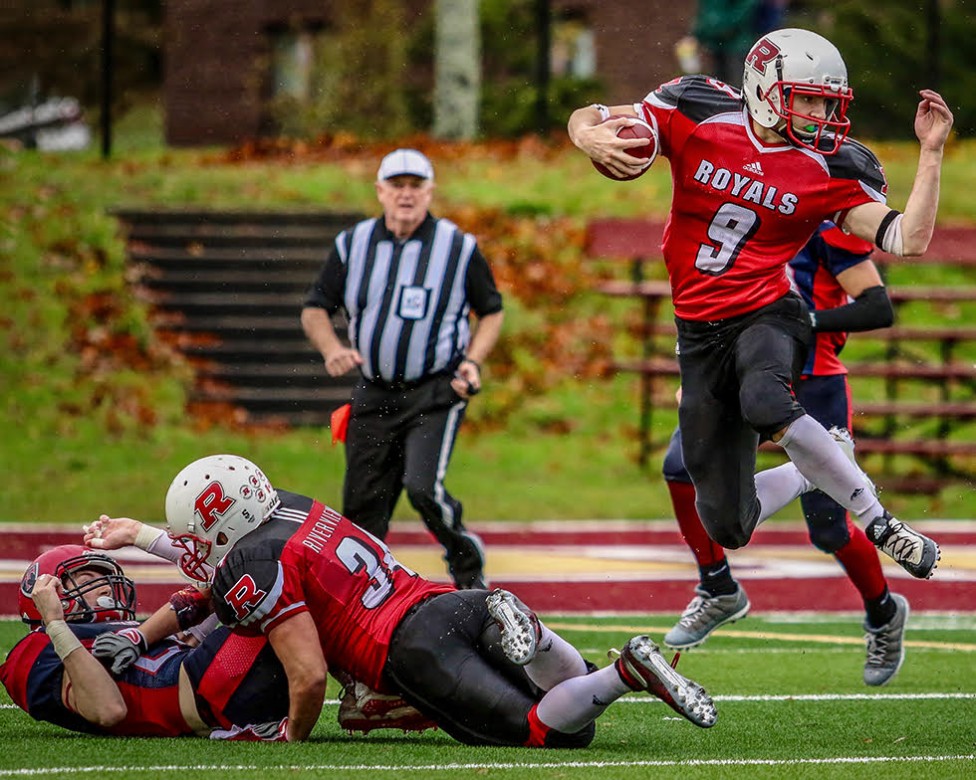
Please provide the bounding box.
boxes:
[302,244,346,314]
[464,246,503,316]
[812,285,894,333]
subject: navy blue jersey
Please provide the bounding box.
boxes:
[0,622,190,736]
[0,622,288,736]
[788,222,874,375]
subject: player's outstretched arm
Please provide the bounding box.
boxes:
[844,90,954,257]
[32,576,127,728]
[900,89,954,255]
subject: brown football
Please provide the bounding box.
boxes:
[592,116,657,181]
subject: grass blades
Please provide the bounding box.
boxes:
[2,615,974,780]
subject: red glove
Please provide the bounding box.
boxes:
[209,717,289,742]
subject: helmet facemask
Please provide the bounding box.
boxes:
[19,546,137,626]
[168,531,216,585]
[57,555,138,623]
[743,28,853,155]
[772,81,852,154]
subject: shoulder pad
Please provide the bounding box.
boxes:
[824,138,887,197]
[652,75,743,122]
[213,546,283,626]
[276,489,315,514]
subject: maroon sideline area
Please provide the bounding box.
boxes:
[2,521,974,617]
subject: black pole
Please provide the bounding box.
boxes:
[534,0,550,135]
[925,0,940,89]
[101,0,114,159]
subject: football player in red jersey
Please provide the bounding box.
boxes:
[569,27,952,580]
[663,222,911,686]
[0,544,289,739]
[85,513,438,737]
[95,454,718,744]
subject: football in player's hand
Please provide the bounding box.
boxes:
[592,116,657,181]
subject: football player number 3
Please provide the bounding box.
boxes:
[696,203,760,274]
[336,536,401,609]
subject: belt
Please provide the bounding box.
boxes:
[364,373,444,392]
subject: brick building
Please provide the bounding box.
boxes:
[164,1,692,146]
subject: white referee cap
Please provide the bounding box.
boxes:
[377,148,434,181]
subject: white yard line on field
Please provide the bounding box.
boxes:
[2,755,975,776]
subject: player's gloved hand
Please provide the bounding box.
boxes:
[209,717,289,742]
[91,627,148,675]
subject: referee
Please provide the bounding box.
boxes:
[301,149,504,589]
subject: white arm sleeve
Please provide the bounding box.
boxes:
[136,525,183,564]
[878,212,905,256]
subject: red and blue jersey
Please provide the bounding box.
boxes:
[0,622,191,736]
[788,222,874,376]
[0,622,287,736]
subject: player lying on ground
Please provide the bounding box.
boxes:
[84,515,436,735]
[1,544,289,737]
[90,454,717,744]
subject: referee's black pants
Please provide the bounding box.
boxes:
[342,374,483,586]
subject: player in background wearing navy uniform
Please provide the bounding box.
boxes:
[97,454,718,744]
[568,27,952,581]
[663,222,910,686]
[0,544,289,739]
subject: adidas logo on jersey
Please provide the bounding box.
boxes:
[743,161,764,176]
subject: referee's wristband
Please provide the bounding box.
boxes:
[461,358,481,371]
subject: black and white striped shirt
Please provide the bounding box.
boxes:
[304,214,503,385]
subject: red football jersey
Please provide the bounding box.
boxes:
[212,490,454,692]
[640,76,888,321]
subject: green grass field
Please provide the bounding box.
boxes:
[3,614,974,780]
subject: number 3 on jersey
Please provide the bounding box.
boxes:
[336,536,415,609]
[696,203,760,274]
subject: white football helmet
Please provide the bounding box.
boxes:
[742,28,853,154]
[164,454,280,583]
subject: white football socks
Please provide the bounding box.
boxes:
[535,662,632,733]
[776,415,883,519]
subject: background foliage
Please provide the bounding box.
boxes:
[5,1,969,141]
[794,0,974,139]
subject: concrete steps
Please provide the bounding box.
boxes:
[117,208,363,426]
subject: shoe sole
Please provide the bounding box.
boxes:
[486,589,538,665]
[664,598,752,651]
[625,639,717,728]
[339,711,438,735]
